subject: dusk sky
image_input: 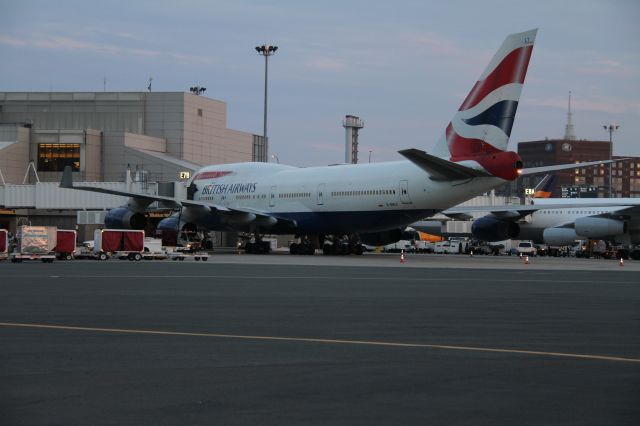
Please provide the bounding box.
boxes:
[1,0,638,166]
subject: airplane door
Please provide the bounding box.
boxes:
[316,183,325,205]
[399,180,412,204]
[269,186,277,208]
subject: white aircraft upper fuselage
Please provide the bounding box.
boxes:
[190,161,504,234]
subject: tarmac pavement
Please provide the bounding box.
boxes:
[1,257,639,425]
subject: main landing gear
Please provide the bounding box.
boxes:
[289,236,316,255]
[289,234,364,255]
[241,233,271,254]
[322,235,364,255]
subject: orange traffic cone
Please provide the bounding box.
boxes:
[400,250,406,263]
[524,256,529,265]
[619,258,624,267]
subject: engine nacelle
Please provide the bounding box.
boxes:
[575,217,626,238]
[104,207,147,230]
[156,215,197,246]
[542,228,578,246]
[359,228,403,246]
[471,216,520,242]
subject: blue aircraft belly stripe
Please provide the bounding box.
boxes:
[200,209,439,234]
[272,209,439,234]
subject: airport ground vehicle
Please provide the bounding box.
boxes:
[168,246,209,261]
[93,229,145,261]
[468,240,504,255]
[54,230,77,260]
[434,240,462,254]
[10,226,57,263]
[515,241,537,256]
[383,240,416,253]
[0,229,8,261]
[142,237,168,260]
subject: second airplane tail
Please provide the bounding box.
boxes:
[533,174,558,198]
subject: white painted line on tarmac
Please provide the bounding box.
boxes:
[1,275,638,285]
[1,322,639,364]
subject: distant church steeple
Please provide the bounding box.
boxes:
[564,90,576,140]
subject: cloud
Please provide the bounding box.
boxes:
[528,95,640,115]
[0,32,214,65]
[399,31,461,56]
[574,58,637,77]
[307,141,345,153]
[304,56,347,72]
[0,35,27,46]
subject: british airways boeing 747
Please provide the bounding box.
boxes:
[61,29,611,254]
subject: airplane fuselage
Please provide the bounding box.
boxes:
[518,201,640,243]
[190,161,505,235]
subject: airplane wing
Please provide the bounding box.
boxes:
[519,159,620,175]
[591,205,640,220]
[59,166,293,226]
[399,149,617,181]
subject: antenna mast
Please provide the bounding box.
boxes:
[564,90,576,140]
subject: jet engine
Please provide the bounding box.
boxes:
[574,217,626,238]
[542,228,578,246]
[156,215,198,246]
[104,207,147,230]
[471,216,520,242]
[359,228,403,246]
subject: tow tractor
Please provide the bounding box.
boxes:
[168,243,209,261]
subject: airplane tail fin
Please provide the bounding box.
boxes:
[532,174,557,198]
[430,29,537,180]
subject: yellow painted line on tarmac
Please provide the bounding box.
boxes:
[1,322,639,364]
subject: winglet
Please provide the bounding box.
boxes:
[399,149,490,181]
[60,166,73,188]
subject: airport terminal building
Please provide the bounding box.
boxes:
[498,138,640,199]
[0,91,266,237]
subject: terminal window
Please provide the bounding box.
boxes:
[38,143,80,172]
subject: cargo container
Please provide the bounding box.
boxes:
[93,229,144,261]
[11,226,57,263]
[0,229,8,261]
[55,229,77,260]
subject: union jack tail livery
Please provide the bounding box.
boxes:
[431,29,537,181]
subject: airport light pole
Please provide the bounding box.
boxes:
[255,44,278,160]
[603,123,620,197]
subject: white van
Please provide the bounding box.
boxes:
[516,241,537,256]
[434,240,462,254]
